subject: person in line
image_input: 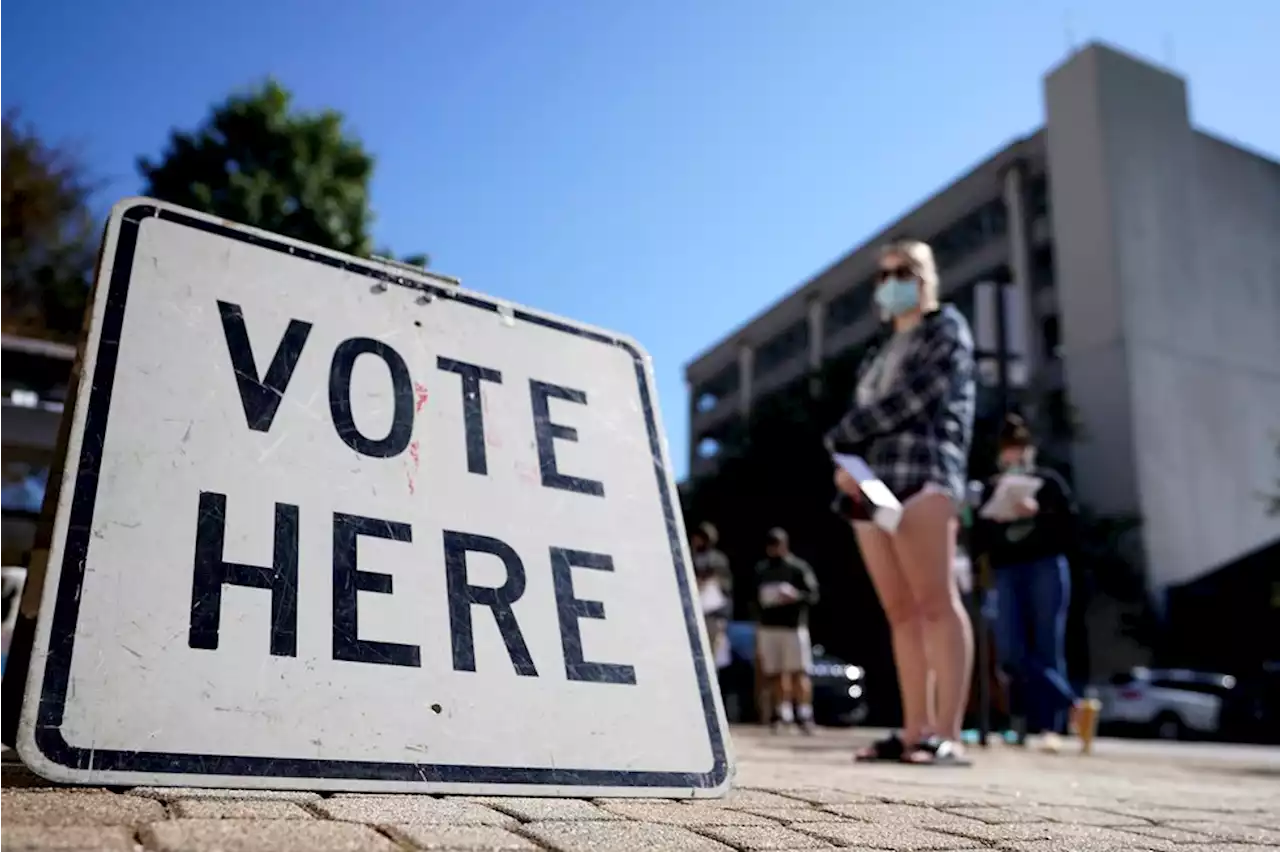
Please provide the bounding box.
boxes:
[691,523,734,681]
[827,238,977,765]
[690,522,733,603]
[754,528,820,734]
[974,414,1085,747]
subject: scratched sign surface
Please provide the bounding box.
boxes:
[17,198,731,796]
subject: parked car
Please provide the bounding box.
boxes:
[1218,662,1280,744]
[2,566,28,675]
[717,620,868,727]
[1093,667,1237,740]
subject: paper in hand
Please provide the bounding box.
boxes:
[699,581,729,615]
[758,581,800,609]
[979,473,1044,521]
[832,453,904,533]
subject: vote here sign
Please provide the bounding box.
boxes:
[16,199,731,796]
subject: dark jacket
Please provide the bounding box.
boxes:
[824,304,976,502]
[973,466,1077,568]
[753,554,820,629]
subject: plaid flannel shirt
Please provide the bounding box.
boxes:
[825,304,976,502]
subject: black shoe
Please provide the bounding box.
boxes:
[799,719,816,735]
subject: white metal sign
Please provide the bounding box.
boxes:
[17,198,731,796]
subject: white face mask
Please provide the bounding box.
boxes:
[873,277,921,318]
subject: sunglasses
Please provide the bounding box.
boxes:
[875,264,917,283]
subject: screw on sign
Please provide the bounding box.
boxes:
[13,198,731,797]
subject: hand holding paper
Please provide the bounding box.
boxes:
[758,581,801,609]
[831,453,903,533]
[979,473,1044,522]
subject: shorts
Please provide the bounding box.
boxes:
[757,626,812,676]
[849,482,958,533]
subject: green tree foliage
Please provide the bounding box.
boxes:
[140,81,425,264]
[1,112,97,341]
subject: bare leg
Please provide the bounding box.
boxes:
[793,671,813,706]
[893,494,973,748]
[854,521,930,744]
[774,673,794,723]
[792,670,814,729]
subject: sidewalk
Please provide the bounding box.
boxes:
[4,726,1279,851]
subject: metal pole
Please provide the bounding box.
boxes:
[976,554,992,748]
[977,279,1013,748]
[961,505,990,749]
[995,279,1011,418]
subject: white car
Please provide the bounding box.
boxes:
[1094,667,1237,740]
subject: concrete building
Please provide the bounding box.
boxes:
[684,42,1280,600]
[1,334,75,567]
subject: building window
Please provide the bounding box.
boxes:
[754,318,809,379]
[1028,174,1050,220]
[1,460,49,515]
[930,197,1008,270]
[1042,315,1062,358]
[948,281,977,326]
[825,277,875,335]
[692,364,739,414]
[1032,245,1055,291]
[1045,389,1072,441]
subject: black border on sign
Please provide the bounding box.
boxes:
[31,203,729,789]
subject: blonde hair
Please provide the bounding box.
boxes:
[879,239,940,311]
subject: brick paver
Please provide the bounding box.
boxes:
[0,825,139,851]
[140,819,399,851]
[2,729,1278,851]
[598,800,775,826]
[520,820,735,851]
[314,795,515,826]
[699,787,814,810]
[466,796,622,822]
[692,823,837,849]
[742,805,848,823]
[169,798,316,820]
[1,791,165,827]
[795,819,982,849]
[382,823,541,850]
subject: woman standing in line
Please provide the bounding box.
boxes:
[975,415,1085,747]
[827,239,977,765]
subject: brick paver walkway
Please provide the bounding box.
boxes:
[4,727,1278,850]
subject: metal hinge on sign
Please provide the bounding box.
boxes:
[369,255,462,289]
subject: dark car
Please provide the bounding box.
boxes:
[717,620,868,726]
[1219,662,1280,744]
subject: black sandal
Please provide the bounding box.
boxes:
[903,735,971,766]
[854,733,906,762]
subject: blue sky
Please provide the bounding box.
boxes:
[5,0,1277,479]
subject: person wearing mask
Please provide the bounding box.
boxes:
[974,415,1084,746]
[754,528,820,734]
[827,239,977,766]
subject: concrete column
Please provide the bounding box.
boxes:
[1003,164,1040,401]
[686,378,699,477]
[806,299,825,398]
[806,298,824,370]
[1045,43,1215,593]
[737,345,754,417]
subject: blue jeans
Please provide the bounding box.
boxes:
[993,554,1077,733]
